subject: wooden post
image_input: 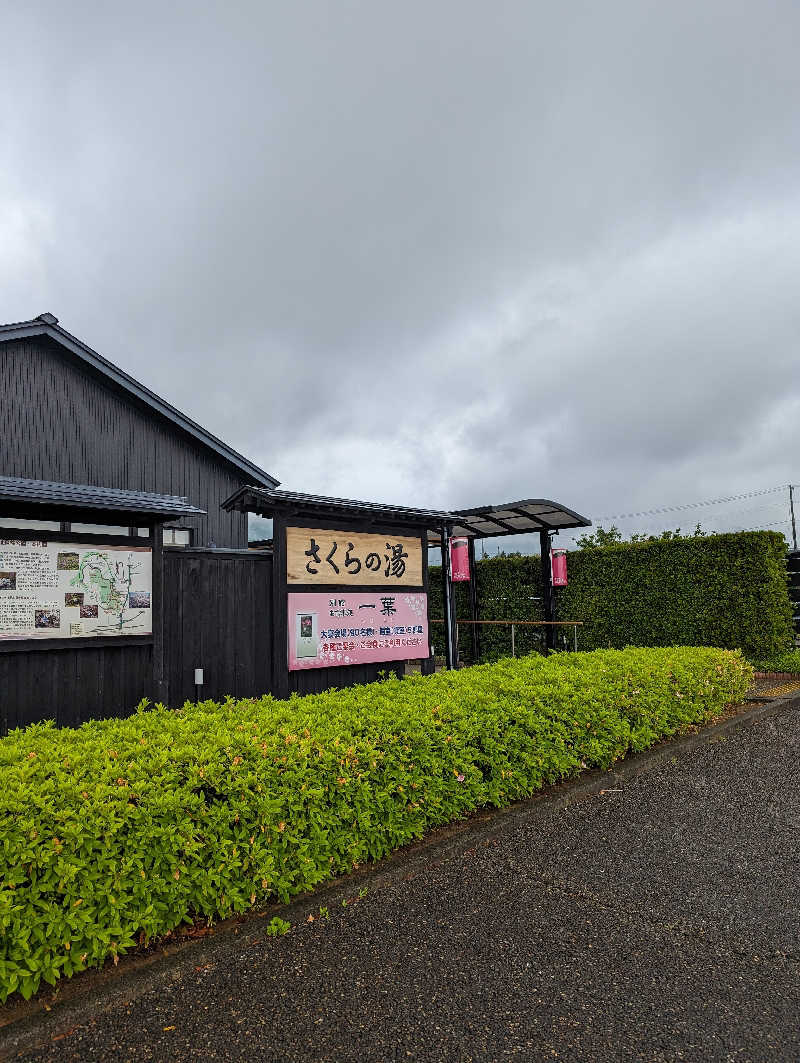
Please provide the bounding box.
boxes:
[421,535,435,674]
[151,520,168,704]
[271,514,290,698]
[539,529,554,654]
[441,523,456,669]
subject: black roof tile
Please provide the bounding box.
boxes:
[0,476,206,518]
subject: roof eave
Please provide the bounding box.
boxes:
[222,485,453,526]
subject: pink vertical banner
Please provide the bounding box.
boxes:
[551,548,568,587]
[288,590,429,670]
[449,537,471,582]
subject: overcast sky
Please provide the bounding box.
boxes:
[3,1,800,548]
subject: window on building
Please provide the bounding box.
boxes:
[163,527,193,547]
[0,518,62,531]
[248,514,273,543]
[70,522,131,536]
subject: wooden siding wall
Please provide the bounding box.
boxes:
[164,547,405,703]
[162,549,273,705]
[291,660,404,695]
[0,643,153,731]
[0,337,249,548]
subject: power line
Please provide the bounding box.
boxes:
[614,500,787,533]
[596,484,788,523]
[728,519,791,533]
[690,501,787,526]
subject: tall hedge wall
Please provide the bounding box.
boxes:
[429,530,792,662]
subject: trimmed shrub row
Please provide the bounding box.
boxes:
[430,530,793,662]
[749,649,800,674]
[0,647,752,1002]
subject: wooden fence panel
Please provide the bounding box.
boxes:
[0,643,153,732]
[162,549,273,706]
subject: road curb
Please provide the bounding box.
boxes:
[2,692,798,1060]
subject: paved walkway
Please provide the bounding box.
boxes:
[11,706,800,1062]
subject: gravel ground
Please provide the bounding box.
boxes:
[748,676,800,699]
[11,707,800,1063]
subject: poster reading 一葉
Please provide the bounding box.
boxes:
[288,590,428,670]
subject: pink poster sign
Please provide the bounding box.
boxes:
[288,590,429,671]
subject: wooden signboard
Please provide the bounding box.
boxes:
[286,527,423,586]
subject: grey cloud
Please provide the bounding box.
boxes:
[2,0,800,541]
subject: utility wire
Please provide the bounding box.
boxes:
[596,484,788,523]
[728,519,791,533]
[683,501,788,527]
[614,500,788,533]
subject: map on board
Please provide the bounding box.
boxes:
[0,540,152,640]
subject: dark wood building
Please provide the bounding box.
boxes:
[0,313,278,548]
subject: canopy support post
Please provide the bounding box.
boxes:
[467,537,479,664]
[441,522,457,669]
[539,529,554,655]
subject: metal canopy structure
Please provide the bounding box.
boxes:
[0,475,207,522]
[435,499,591,542]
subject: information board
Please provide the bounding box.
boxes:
[0,540,153,640]
[288,590,428,670]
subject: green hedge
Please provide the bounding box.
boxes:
[748,649,800,673]
[430,531,792,662]
[0,647,750,1002]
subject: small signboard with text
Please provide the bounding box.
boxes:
[288,590,428,670]
[286,527,423,587]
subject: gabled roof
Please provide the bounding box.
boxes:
[0,475,206,520]
[0,314,279,489]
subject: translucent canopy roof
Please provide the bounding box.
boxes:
[442,499,591,542]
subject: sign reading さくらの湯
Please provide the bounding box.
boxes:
[0,540,152,639]
[286,527,423,586]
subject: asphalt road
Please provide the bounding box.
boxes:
[11,705,800,1062]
